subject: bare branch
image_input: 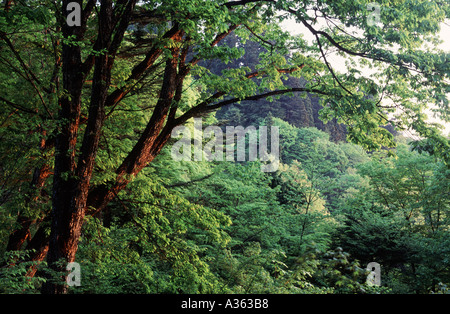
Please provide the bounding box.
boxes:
[0,32,52,94]
[0,96,40,116]
[173,86,329,127]
[222,0,273,8]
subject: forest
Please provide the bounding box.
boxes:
[0,0,449,295]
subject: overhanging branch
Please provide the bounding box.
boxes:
[173,86,329,127]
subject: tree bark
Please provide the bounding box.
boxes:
[40,0,139,294]
[40,0,98,294]
[87,29,183,215]
[6,132,52,252]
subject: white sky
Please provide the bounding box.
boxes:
[281,18,450,137]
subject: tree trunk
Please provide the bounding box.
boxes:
[41,0,137,294]
[39,0,89,294]
[14,1,247,293]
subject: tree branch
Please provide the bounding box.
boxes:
[0,96,41,116]
[165,173,214,188]
[174,86,329,127]
[222,0,273,8]
[0,32,52,94]
[105,24,182,108]
[315,33,353,96]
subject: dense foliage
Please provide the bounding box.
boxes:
[2,115,449,293]
[0,0,449,294]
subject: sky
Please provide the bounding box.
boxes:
[281,16,450,137]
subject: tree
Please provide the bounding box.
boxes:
[1,0,449,293]
[334,144,450,293]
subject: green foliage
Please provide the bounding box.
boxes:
[74,168,232,293]
[334,144,450,293]
[1,0,449,295]
[0,250,46,293]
